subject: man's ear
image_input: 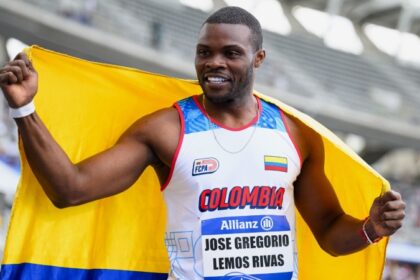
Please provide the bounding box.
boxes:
[254,49,266,68]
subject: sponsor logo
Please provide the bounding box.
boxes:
[260,216,274,231]
[192,157,219,176]
[220,219,258,230]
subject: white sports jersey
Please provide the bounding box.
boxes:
[162,95,302,280]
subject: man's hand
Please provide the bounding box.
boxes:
[0,52,38,108]
[367,190,406,241]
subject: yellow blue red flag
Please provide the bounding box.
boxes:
[1,46,389,279]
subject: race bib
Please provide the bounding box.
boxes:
[201,215,293,280]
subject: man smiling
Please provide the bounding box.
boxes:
[0,6,405,280]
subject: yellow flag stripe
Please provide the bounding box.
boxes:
[264,156,288,164]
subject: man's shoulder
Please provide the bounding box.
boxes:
[120,106,179,141]
[121,106,180,158]
[283,112,329,167]
[280,111,316,163]
[150,106,180,122]
[136,106,180,134]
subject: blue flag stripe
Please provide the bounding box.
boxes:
[264,162,288,168]
[0,263,168,280]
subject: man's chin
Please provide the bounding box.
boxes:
[203,92,235,104]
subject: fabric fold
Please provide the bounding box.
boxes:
[1,46,388,280]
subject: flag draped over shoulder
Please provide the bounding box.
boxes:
[1,46,389,279]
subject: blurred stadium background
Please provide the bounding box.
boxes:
[0,0,420,279]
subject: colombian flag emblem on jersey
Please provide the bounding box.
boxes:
[264,156,288,172]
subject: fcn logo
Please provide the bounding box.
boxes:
[192,158,219,176]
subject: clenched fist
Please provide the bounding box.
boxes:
[0,52,38,108]
[366,190,406,241]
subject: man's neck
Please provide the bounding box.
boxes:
[201,93,259,129]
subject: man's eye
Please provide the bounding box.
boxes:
[226,51,240,57]
[197,49,209,56]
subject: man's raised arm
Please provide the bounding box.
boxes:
[285,115,405,256]
[0,53,167,208]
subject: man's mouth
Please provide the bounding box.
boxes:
[204,75,230,85]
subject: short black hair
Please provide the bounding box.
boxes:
[204,6,263,51]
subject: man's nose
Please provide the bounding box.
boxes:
[205,54,226,69]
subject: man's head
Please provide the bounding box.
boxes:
[195,7,266,104]
[204,6,263,52]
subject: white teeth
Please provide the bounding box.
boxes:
[207,77,226,83]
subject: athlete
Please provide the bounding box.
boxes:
[0,6,406,280]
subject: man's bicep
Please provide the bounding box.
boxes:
[73,121,158,204]
[294,135,344,244]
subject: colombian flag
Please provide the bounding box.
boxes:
[1,46,389,279]
[264,156,288,172]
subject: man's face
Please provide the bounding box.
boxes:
[195,23,265,104]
